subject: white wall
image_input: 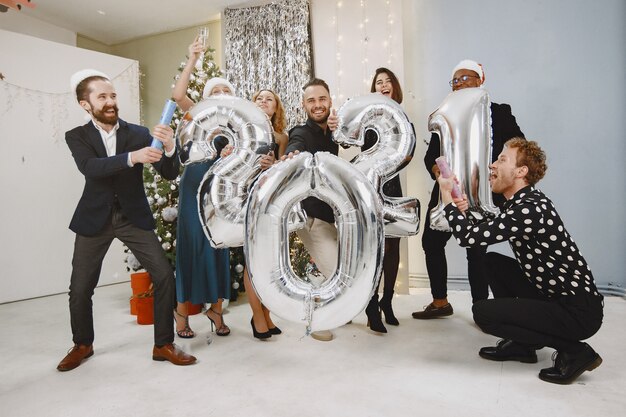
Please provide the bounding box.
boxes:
[310,0,405,108]
[310,0,411,293]
[0,30,140,303]
[401,0,626,291]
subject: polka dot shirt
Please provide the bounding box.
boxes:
[444,185,601,299]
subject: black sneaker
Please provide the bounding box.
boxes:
[411,302,453,319]
[479,339,538,363]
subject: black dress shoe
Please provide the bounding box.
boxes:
[538,343,602,385]
[411,302,453,319]
[479,339,538,363]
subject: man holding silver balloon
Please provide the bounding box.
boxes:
[437,139,603,385]
[284,78,339,342]
[413,59,525,319]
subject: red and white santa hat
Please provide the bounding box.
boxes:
[451,59,485,84]
[202,77,236,99]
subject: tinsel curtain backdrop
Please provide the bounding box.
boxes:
[224,0,313,130]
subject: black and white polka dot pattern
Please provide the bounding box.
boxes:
[444,186,600,299]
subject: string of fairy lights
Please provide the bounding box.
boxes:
[332,0,398,105]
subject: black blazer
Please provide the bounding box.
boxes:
[286,118,339,224]
[424,102,524,209]
[65,119,179,236]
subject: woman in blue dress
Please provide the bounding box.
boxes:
[171,37,233,338]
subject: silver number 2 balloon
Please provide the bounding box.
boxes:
[245,152,385,332]
[333,94,420,237]
[175,96,275,248]
[427,88,499,231]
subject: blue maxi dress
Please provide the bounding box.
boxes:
[175,160,230,304]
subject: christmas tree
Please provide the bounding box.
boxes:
[125,45,315,296]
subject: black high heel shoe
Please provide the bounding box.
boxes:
[206,307,230,336]
[365,298,387,334]
[268,326,282,335]
[379,291,399,326]
[251,318,272,340]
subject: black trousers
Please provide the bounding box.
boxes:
[68,206,175,346]
[472,252,603,352]
[422,198,489,303]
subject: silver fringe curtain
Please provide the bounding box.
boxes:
[224,0,313,130]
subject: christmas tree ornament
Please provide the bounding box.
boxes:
[161,207,178,221]
[125,253,142,271]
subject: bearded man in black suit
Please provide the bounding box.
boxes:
[57,70,195,371]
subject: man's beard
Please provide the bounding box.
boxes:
[92,104,119,125]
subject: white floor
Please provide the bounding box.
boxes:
[0,284,624,417]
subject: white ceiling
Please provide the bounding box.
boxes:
[17,0,269,45]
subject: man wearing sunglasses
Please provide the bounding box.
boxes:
[414,59,525,319]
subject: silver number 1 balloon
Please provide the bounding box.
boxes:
[427,88,499,231]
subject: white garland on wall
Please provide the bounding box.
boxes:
[0,62,139,141]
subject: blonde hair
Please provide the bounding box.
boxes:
[252,89,286,133]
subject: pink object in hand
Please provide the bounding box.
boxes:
[435,156,462,199]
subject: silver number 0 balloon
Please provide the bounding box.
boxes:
[245,152,384,332]
[333,94,420,237]
[427,88,499,231]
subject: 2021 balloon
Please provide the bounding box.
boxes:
[333,93,420,237]
[427,88,499,231]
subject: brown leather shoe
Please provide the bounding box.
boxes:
[57,344,94,371]
[152,343,197,366]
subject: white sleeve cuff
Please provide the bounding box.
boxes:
[164,146,176,158]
